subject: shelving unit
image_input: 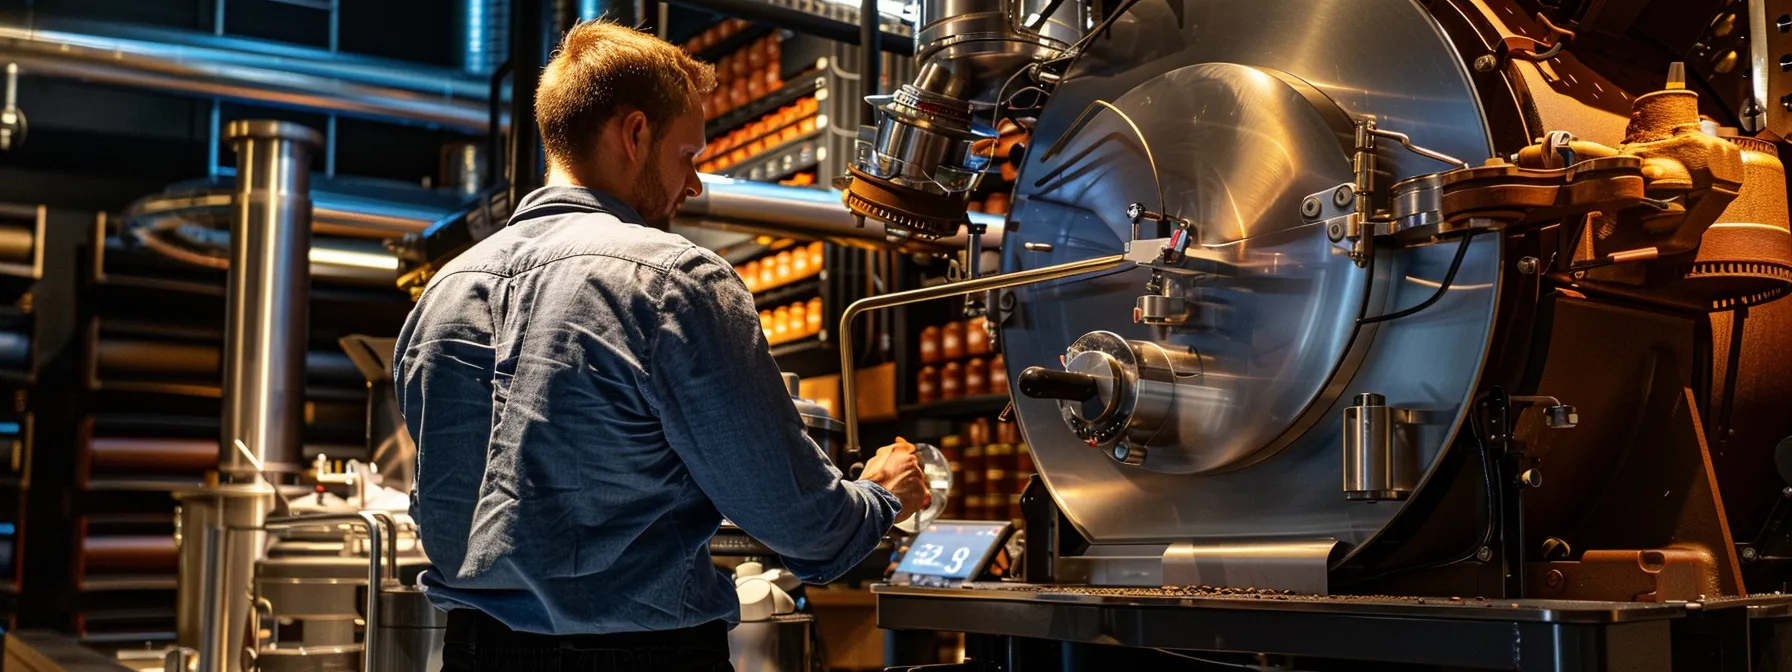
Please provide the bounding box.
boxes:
[13,209,412,640]
[706,75,823,140]
[897,393,1009,420]
[724,130,825,182]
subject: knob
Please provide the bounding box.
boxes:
[1018,367,1099,402]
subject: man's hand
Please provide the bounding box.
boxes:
[861,438,931,525]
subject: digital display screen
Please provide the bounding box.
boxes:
[894,521,1009,580]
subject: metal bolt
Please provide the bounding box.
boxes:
[1782,486,1792,498]
[1474,55,1498,72]
[1476,546,1493,562]
[1112,445,1128,461]
[1520,469,1543,488]
[1126,203,1145,221]
[1544,569,1564,589]
[1332,185,1354,208]
[1572,270,1586,280]
[1517,256,1539,275]
[1327,222,1345,242]
[1301,196,1323,219]
[1743,547,1760,562]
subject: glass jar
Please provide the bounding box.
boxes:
[942,321,965,360]
[919,326,941,364]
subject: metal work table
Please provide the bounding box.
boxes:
[874,583,1699,671]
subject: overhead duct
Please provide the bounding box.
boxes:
[457,0,512,77]
[122,175,465,287]
[0,24,495,131]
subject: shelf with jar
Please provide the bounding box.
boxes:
[911,316,1004,406]
[688,22,798,131]
[758,296,825,347]
[700,84,824,175]
[720,239,879,380]
[736,240,825,295]
[931,418,1033,523]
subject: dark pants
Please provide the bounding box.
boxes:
[442,609,734,672]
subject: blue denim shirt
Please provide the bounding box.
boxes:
[394,185,899,635]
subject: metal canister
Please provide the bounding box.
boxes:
[784,373,847,465]
[372,586,447,672]
[254,555,367,647]
[728,614,814,672]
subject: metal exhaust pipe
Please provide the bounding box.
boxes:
[677,174,1005,251]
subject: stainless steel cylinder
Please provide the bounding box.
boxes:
[174,483,277,672]
[1390,173,1443,235]
[1342,393,1404,501]
[373,588,448,672]
[220,120,320,477]
[914,0,1086,103]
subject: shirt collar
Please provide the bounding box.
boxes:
[513,185,646,225]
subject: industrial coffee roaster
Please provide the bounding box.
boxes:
[834,0,1792,668]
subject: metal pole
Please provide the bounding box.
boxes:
[837,254,1129,454]
[176,120,320,672]
[220,120,319,477]
[508,0,547,205]
[860,0,879,126]
[174,483,275,672]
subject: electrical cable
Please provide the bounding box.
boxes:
[1030,0,1144,88]
[1151,648,1264,670]
[1356,232,1479,325]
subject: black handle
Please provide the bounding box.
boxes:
[1018,367,1099,402]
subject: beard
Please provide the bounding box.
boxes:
[628,154,676,231]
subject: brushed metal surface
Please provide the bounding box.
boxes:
[1029,63,1365,474]
[916,0,1085,103]
[1000,0,1499,556]
[221,120,317,476]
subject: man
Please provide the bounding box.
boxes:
[394,21,930,671]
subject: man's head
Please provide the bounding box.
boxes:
[537,21,717,229]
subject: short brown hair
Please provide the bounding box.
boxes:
[535,21,717,172]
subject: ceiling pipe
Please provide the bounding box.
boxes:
[0,25,495,131]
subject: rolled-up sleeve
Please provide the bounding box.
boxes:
[643,247,898,583]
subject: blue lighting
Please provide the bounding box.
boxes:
[0,423,18,435]
[580,0,602,20]
[0,524,16,536]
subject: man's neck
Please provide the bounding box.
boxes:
[546,165,628,198]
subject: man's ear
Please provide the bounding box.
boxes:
[620,109,651,165]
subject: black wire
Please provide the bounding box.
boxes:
[1356,232,1478,325]
[1151,648,1262,670]
[1040,0,1145,80]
